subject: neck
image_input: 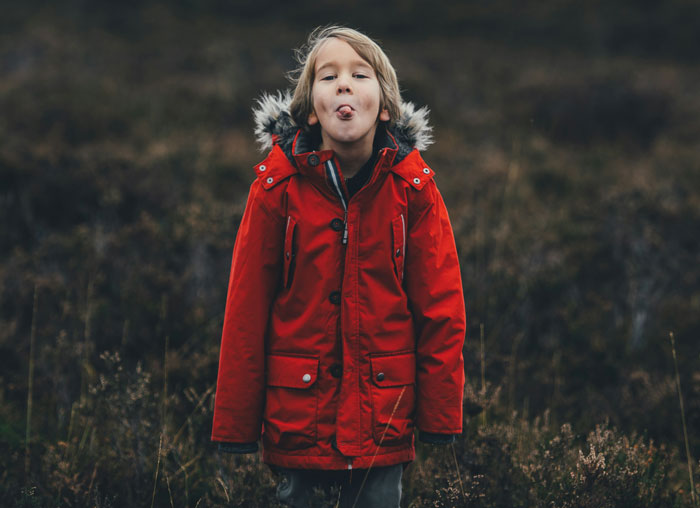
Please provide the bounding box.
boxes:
[319,128,377,179]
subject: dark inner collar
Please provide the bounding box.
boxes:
[344,125,394,197]
[292,123,396,198]
[347,129,385,178]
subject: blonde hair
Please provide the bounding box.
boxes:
[288,26,402,129]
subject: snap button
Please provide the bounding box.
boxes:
[302,373,311,383]
[329,291,341,305]
[423,167,430,174]
[330,364,342,378]
[266,177,274,184]
[376,372,385,382]
[259,165,267,172]
[307,154,320,166]
[413,177,421,185]
[330,218,344,231]
[395,248,401,258]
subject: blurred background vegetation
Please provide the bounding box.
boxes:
[1,0,699,506]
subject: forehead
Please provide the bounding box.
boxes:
[314,38,373,71]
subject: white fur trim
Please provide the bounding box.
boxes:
[253,90,294,151]
[252,90,433,152]
[395,102,433,151]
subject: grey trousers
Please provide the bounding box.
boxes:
[274,464,403,508]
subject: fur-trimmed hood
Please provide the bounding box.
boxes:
[253,91,433,163]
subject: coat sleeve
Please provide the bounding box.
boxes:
[404,179,466,435]
[211,179,284,443]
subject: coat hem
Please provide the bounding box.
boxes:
[263,447,415,469]
[416,427,462,435]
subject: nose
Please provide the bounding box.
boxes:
[336,74,352,94]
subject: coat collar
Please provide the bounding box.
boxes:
[253,90,433,164]
[252,91,434,194]
[290,122,398,179]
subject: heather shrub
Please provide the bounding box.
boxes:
[406,392,685,507]
[40,351,157,506]
[24,350,283,507]
[525,422,678,508]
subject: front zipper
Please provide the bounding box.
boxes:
[342,210,348,244]
[324,151,389,246]
[324,158,349,245]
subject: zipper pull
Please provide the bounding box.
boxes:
[342,210,348,245]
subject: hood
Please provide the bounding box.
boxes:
[253,91,433,164]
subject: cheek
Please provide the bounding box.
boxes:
[308,88,321,125]
[309,87,321,110]
[312,87,329,109]
[366,85,382,109]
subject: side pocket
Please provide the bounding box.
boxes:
[263,354,319,450]
[283,216,297,288]
[369,351,416,446]
[391,214,406,282]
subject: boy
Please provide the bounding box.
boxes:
[212,26,466,507]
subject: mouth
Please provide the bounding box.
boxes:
[336,104,355,119]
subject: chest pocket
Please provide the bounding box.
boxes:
[391,214,406,282]
[283,216,297,288]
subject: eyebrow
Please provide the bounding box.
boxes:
[316,60,374,74]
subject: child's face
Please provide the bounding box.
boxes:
[308,38,390,150]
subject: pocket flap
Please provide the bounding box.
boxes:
[267,354,319,389]
[370,351,415,387]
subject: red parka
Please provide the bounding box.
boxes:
[212,92,466,469]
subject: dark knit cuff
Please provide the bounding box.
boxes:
[218,441,259,454]
[418,431,457,445]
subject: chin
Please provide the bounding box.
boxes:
[337,134,362,143]
[328,131,362,144]
[336,128,374,143]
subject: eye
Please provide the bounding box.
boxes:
[320,75,335,81]
[354,73,369,79]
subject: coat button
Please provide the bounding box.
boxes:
[330,218,344,231]
[413,177,421,185]
[330,364,342,378]
[329,291,341,305]
[302,373,311,383]
[259,165,267,171]
[307,154,320,166]
[423,167,430,174]
[266,177,274,184]
[376,372,385,382]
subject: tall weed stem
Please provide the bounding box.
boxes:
[480,323,486,426]
[670,331,697,506]
[25,282,38,477]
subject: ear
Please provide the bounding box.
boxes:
[308,110,319,126]
[379,108,390,122]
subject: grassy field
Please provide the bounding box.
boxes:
[1,1,699,506]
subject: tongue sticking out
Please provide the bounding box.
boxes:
[338,106,353,119]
